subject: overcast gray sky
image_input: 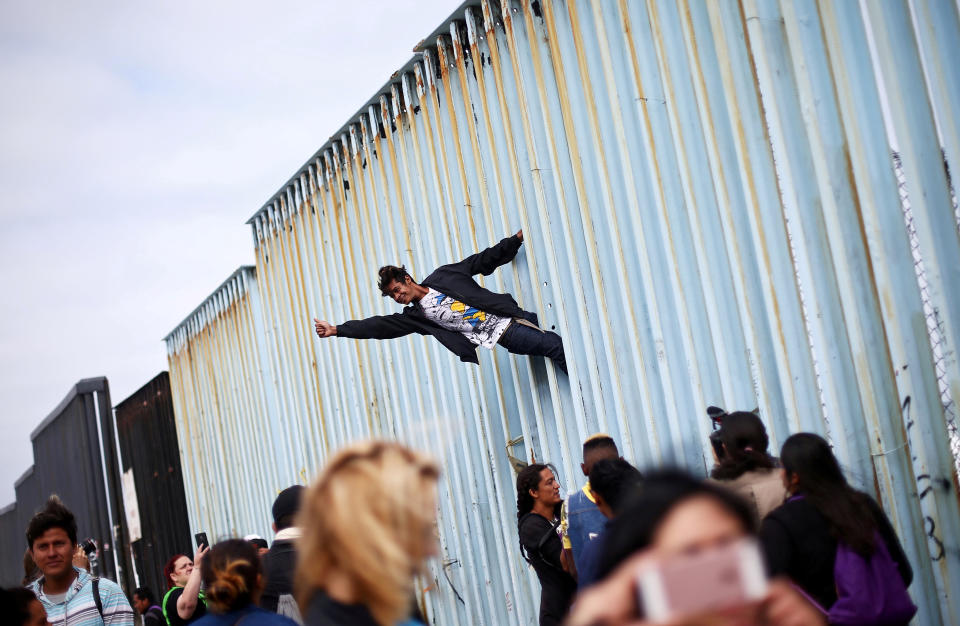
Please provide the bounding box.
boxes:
[0,0,460,505]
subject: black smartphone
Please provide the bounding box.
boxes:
[194,532,209,550]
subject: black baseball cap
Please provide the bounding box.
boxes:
[272,485,304,524]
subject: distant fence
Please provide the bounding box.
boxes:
[115,371,191,598]
[0,378,133,591]
[164,1,960,623]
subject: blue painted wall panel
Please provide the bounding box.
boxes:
[165,2,960,623]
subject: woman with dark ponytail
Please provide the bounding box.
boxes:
[761,433,915,622]
[192,539,297,625]
[708,411,785,521]
[516,463,575,626]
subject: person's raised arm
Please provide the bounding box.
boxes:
[450,231,524,276]
[177,545,208,619]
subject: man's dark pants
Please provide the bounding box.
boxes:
[498,322,567,374]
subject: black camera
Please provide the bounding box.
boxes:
[706,406,726,460]
[80,537,97,556]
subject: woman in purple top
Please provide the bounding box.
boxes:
[760,433,914,616]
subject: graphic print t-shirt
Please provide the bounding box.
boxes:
[419,288,511,349]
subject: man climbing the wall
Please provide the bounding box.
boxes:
[313,230,567,374]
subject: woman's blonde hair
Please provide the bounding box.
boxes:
[200,539,262,613]
[296,440,439,626]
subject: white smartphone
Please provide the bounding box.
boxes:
[636,537,768,621]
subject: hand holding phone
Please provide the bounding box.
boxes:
[567,541,823,626]
[636,537,768,621]
[193,533,210,568]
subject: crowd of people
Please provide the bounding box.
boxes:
[518,416,917,626]
[1,401,919,626]
[3,441,440,626]
[4,412,920,626]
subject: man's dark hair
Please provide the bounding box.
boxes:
[582,434,618,460]
[26,495,77,548]
[0,587,39,625]
[589,458,643,516]
[377,265,414,296]
[133,586,155,603]
[272,485,305,530]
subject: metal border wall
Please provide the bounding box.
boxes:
[115,371,192,597]
[0,378,134,592]
[164,1,960,623]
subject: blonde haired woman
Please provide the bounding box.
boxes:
[296,441,439,626]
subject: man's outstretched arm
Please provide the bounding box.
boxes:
[314,313,416,340]
[452,230,524,276]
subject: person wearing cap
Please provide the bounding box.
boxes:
[560,434,620,580]
[260,486,304,621]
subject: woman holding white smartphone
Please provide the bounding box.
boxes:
[566,471,826,626]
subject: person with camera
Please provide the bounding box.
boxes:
[25,496,134,625]
[516,463,576,626]
[163,546,210,625]
[707,409,786,522]
[73,542,93,572]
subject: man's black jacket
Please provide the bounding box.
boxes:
[260,538,296,613]
[336,234,537,364]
